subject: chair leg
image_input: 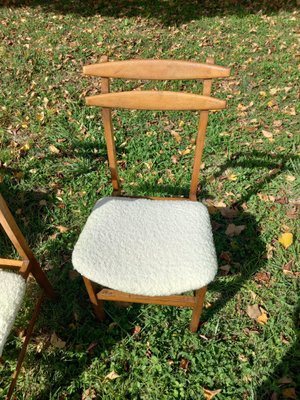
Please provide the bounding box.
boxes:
[83,277,105,321]
[190,286,207,333]
[6,293,44,400]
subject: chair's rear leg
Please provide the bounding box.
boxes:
[190,286,207,333]
[83,277,105,321]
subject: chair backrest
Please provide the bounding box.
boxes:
[83,57,230,200]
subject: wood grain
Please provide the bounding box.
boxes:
[86,91,226,111]
[98,288,196,308]
[83,59,230,80]
[189,56,214,200]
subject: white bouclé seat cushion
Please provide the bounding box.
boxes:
[72,197,218,296]
[0,270,26,356]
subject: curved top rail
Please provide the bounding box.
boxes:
[83,59,230,80]
[85,91,226,111]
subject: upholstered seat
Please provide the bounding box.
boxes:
[72,197,217,296]
[0,270,26,356]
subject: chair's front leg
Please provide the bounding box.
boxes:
[190,286,207,333]
[83,277,105,321]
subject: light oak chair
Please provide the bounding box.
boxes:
[0,194,55,400]
[72,57,230,332]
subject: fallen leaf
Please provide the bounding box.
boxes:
[179,148,191,156]
[283,260,294,272]
[257,311,268,325]
[228,174,238,181]
[171,155,179,164]
[254,272,271,285]
[286,207,298,219]
[179,358,189,370]
[82,388,97,400]
[49,144,60,154]
[86,342,98,354]
[220,207,239,218]
[36,112,45,122]
[69,270,79,280]
[132,325,141,335]
[246,304,261,319]
[171,130,182,143]
[270,88,280,95]
[56,225,68,233]
[262,130,273,140]
[104,371,120,380]
[50,333,66,349]
[278,233,293,249]
[203,388,222,400]
[20,142,31,152]
[282,388,297,399]
[219,264,231,275]
[225,224,246,237]
[285,175,296,182]
[278,377,294,384]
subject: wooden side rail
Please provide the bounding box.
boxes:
[0,258,24,268]
[97,289,196,308]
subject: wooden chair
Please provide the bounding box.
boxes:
[72,57,230,332]
[0,194,55,400]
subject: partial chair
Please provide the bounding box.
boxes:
[72,57,230,332]
[0,194,55,400]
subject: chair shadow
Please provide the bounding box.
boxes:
[255,301,300,399]
[0,0,297,25]
[0,143,294,397]
[0,184,146,398]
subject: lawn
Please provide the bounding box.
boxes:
[0,0,299,399]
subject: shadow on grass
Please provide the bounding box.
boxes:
[0,0,298,25]
[255,302,300,400]
[0,142,295,397]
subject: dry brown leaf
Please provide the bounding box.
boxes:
[69,270,79,281]
[278,377,294,384]
[132,325,141,335]
[278,233,293,249]
[82,388,97,400]
[86,342,98,354]
[104,371,120,380]
[180,148,191,156]
[225,224,246,237]
[171,130,182,143]
[262,130,273,140]
[171,155,179,164]
[179,358,189,370]
[56,225,68,233]
[282,388,297,399]
[270,88,280,95]
[254,271,271,285]
[220,207,239,218]
[219,264,231,275]
[50,332,66,349]
[246,304,261,319]
[49,144,60,154]
[285,175,296,182]
[203,388,222,400]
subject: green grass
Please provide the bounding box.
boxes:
[0,1,299,399]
